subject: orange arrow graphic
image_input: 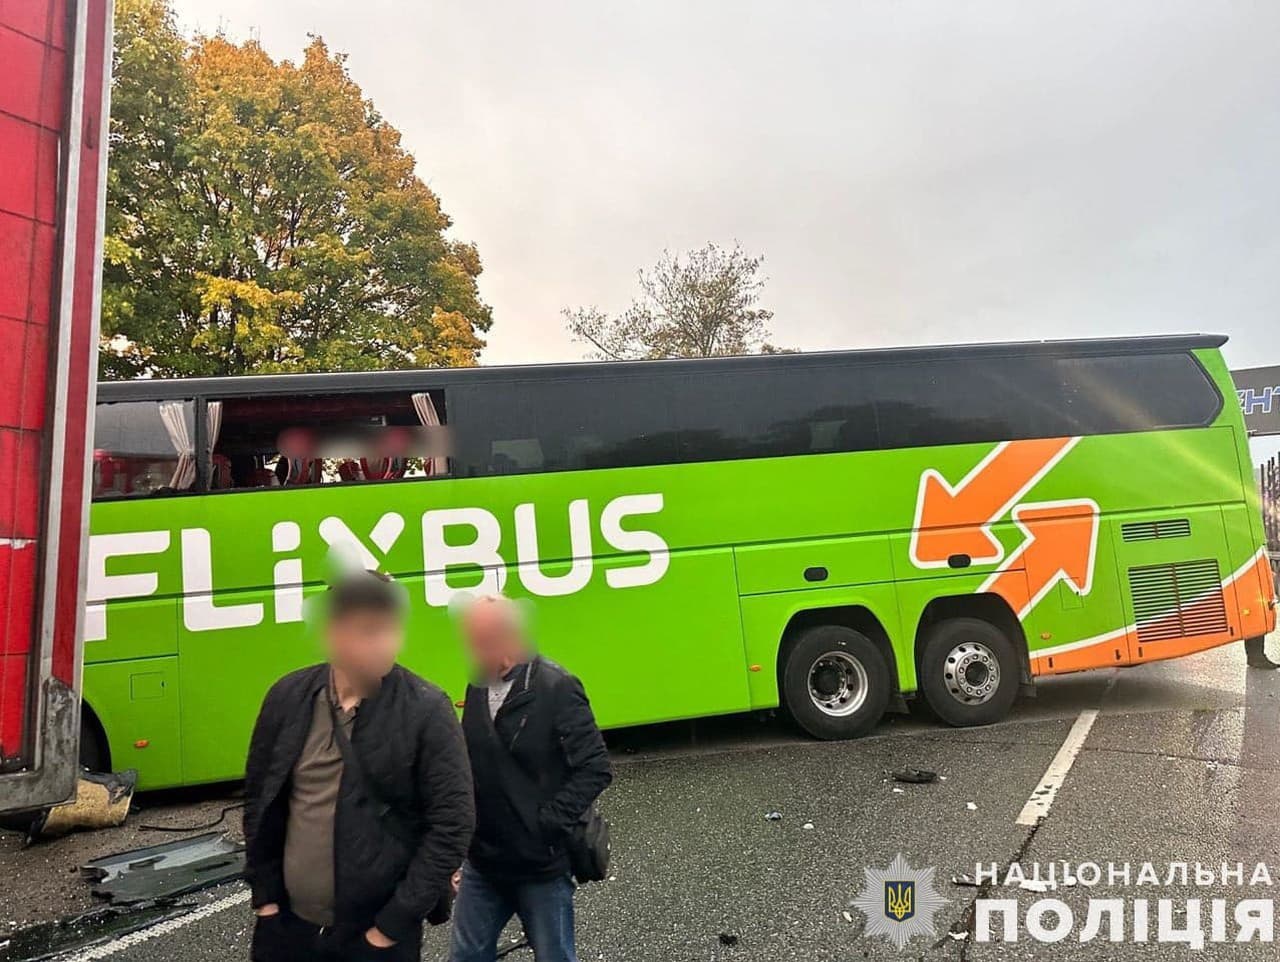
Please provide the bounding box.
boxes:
[979,500,1099,619]
[910,436,1078,568]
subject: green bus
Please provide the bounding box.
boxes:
[83,334,1276,789]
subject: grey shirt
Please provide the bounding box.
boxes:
[282,682,356,927]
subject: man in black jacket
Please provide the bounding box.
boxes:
[244,570,474,961]
[450,595,612,962]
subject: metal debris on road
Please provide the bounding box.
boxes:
[81,831,245,904]
[26,771,137,842]
[889,767,939,784]
[763,811,782,821]
[965,802,978,811]
[951,873,978,887]
[0,903,191,962]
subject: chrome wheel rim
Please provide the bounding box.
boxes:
[808,651,870,717]
[944,641,1000,705]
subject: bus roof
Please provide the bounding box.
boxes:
[96,332,1227,401]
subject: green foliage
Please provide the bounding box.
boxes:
[101,0,492,378]
[563,243,781,360]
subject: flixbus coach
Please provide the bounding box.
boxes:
[83,334,1276,788]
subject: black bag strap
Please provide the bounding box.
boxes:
[328,698,415,843]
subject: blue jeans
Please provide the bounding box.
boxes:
[449,863,578,962]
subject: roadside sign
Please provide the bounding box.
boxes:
[1232,365,1280,436]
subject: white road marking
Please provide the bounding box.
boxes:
[1015,708,1099,827]
[60,888,250,961]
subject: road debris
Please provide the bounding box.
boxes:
[889,767,939,784]
[0,903,190,962]
[1015,878,1051,893]
[951,873,978,887]
[718,933,739,946]
[81,831,245,904]
[965,802,978,811]
[763,811,782,821]
[26,771,137,842]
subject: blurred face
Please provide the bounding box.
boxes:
[326,607,403,681]
[462,601,525,679]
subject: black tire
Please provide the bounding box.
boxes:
[780,625,891,740]
[79,706,109,773]
[919,617,1020,727]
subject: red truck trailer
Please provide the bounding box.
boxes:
[0,0,113,812]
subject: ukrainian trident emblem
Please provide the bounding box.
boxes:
[884,880,915,921]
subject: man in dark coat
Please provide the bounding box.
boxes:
[450,595,613,962]
[244,570,474,961]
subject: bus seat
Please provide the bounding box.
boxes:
[360,457,405,481]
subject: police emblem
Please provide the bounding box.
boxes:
[852,854,948,948]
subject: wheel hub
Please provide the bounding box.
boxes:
[807,651,870,717]
[943,642,1000,705]
[812,666,841,697]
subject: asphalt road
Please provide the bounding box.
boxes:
[3,636,1279,961]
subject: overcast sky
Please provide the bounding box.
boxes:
[169,0,1280,448]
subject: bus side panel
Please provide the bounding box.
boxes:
[84,594,179,663]
[734,535,895,595]
[527,549,750,728]
[892,571,1004,687]
[1221,503,1275,640]
[82,656,183,788]
[890,517,1132,679]
[737,582,906,707]
[177,586,315,785]
[173,548,752,786]
[1110,504,1239,666]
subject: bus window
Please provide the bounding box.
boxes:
[209,390,448,490]
[667,367,877,461]
[869,357,1063,449]
[451,378,680,476]
[451,366,879,477]
[1054,353,1221,434]
[93,400,195,499]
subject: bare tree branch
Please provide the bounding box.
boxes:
[563,243,780,360]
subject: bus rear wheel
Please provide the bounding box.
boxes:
[781,625,890,740]
[919,617,1019,727]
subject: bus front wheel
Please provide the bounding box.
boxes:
[79,705,110,774]
[781,625,891,740]
[919,617,1019,727]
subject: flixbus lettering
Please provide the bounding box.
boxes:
[86,494,670,640]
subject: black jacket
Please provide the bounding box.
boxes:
[462,656,612,882]
[243,664,474,944]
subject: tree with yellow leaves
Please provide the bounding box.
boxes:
[101,0,492,377]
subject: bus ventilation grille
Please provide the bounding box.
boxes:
[1121,518,1191,542]
[1129,559,1227,643]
